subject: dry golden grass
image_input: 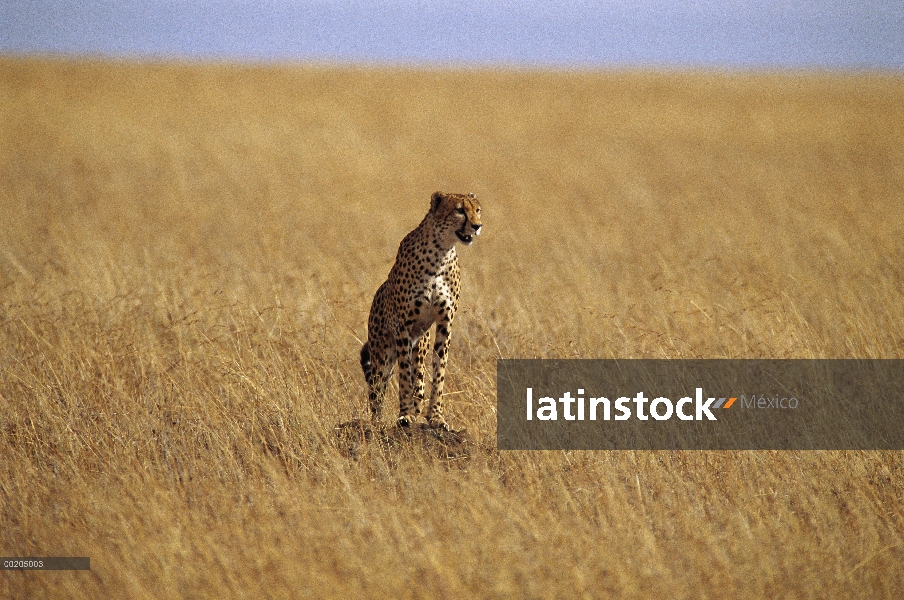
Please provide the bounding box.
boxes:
[1,57,903,598]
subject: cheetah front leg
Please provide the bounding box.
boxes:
[396,329,428,427]
[412,332,430,417]
[426,315,454,430]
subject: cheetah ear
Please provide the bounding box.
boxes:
[468,192,476,199]
[430,191,446,213]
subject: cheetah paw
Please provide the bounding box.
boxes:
[428,419,450,431]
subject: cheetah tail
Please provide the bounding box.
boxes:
[360,342,371,378]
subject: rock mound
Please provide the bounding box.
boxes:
[335,419,474,460]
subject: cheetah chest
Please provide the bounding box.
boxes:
[405,263,458,335]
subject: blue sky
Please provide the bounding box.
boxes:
[1,1,902,69]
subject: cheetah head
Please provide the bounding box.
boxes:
[430,191,482,246]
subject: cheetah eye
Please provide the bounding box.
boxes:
[456,207,465,215]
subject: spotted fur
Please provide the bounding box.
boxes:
[361,191,482,429]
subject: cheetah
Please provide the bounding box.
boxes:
[360,191,482,430]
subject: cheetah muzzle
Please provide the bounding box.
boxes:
[360,191,482,431]
[455,230,474,245]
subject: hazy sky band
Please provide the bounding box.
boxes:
[1,1,902,68]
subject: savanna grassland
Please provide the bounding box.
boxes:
[1,57,903,598]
